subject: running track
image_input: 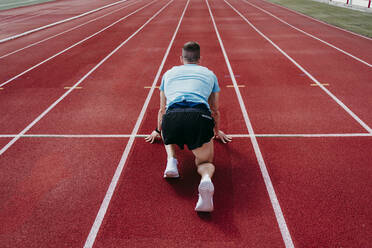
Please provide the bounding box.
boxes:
[0,0,371,247]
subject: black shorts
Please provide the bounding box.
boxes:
[161,107,215,150]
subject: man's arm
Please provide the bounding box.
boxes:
[208,92,220,134]
[208,92,232,143]
[157,91,166,131]
[145,91,166,143]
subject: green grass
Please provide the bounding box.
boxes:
[266,0,372,38]
[0,0,57,11]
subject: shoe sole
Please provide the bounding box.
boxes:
[163,171,179,178]
[195,180,214,212]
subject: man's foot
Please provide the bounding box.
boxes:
[163,157,179,178]
[195,176,214,212]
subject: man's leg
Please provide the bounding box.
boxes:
[165,144,176,159]
[163,144,179,178]
[192,140,215,212]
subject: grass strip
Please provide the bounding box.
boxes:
[0,0,57,11]
[266,0,372,38]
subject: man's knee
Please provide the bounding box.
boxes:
[195,157,213,166]
[193,141,214,165]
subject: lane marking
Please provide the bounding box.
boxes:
[0,0,130,43]
[0,0,156,88]
[144,86,159,88]
[225,0,372,134]
[64,86,83,90]
[83,0,188,247]
[0,134,139,138]
[310,83,329,87]
[0,133,371,138]
[0,0,141,59]
[243,0,372,67]
[262,0,372,41]
[206,0,295,247]
[226,84,245,87]
[0,0,174,156]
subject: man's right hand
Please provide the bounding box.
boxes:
[145,130,161,144]
[215,130,232,143]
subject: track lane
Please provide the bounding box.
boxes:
[0,0,133,40]
[0,0,153,86]
[207,0,367,135]
[242,0,371,67]
[227,0,372,129]
[255,0,372,61]
[0,138,11,149]
[139,11,248,135]
[94,140,285,247]
[93,0,284,246]
[0,138,129,247]
[0,0,168,135]
[258,137,372,247]
[0,0,143,58]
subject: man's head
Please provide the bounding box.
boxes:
[181,41,200,64]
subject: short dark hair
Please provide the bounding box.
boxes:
[182,41,200,63]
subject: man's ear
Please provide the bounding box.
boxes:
[180,56,183,64]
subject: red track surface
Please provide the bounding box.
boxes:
[0,0,132,40]
[0,0,371,247]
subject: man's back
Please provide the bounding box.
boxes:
[160,64,220,109]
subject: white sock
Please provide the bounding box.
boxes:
[164,157,179,178]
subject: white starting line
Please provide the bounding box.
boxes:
[0,133,370,139]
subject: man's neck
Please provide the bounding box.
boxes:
[183,61,199,65]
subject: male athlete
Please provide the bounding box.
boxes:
[145,41,231,212]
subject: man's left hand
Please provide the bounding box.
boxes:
[215,130,232,143]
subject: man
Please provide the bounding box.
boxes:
[145,41,231,212]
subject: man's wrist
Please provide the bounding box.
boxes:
[155,128,161,134]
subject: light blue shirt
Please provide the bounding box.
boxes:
[159,64,220,109]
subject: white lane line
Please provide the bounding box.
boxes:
[0,0,130,43]
[0,133,371,138]
[0,134,141,138]
[0,0,155,88]
[230,133,372,137]
[243,0,372,68]
[205,0,295,247]
[262,0,372,41]
[83,0,188,247]
[0,0,140,59]
[225,0,372,134]
[0,0,174,156]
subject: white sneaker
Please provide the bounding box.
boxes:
[163,158,179,178]
[195,178,214,212]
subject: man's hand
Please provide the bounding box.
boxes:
[214,130,232,143]
[145,130,161,143]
